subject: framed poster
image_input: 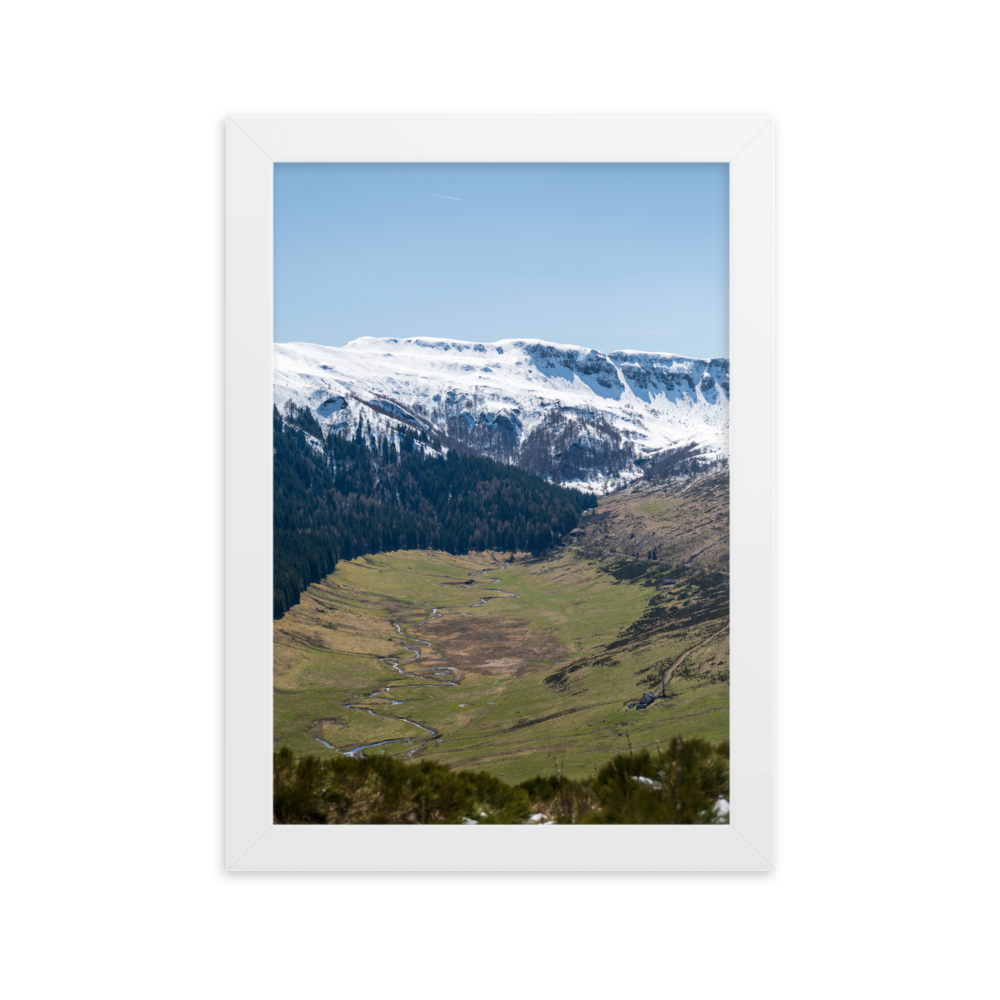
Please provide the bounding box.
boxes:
[225,113,776,872]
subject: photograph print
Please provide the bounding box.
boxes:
[272,162,731,825]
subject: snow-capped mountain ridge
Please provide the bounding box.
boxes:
[274,336,729,493]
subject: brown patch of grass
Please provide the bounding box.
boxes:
[412,612,564,676]
[308,717,345,739]
[478,658,526,673]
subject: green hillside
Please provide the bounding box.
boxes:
[274,469,729,786]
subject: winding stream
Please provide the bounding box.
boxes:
[316,567,521,757]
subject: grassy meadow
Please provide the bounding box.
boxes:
[274,469,730,786]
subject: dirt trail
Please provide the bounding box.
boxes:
[684,541,719,565]
[653,623,730,697]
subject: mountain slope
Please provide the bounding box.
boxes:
[274,337,729,493]
[273,402,596,617]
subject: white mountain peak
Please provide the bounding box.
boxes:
[274,336,729,493]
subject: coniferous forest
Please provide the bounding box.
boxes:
[274,403,597,618]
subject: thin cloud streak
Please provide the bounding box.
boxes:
[429,193,460,200]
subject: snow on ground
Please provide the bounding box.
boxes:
[274,336,729,489]
[561,466,646,495]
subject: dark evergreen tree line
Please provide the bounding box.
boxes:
[274,403,596,618]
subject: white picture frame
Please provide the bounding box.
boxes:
[226,115,774,871]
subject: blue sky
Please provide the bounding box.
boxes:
[274,163,728,359]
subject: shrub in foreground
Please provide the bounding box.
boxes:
[273,747,531,825]
[582,738,729,824]
[518,737,730,824]
[274,736,728,825]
